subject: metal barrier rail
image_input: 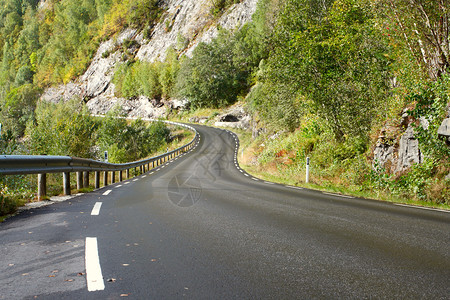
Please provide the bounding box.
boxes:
[0,121,198,199]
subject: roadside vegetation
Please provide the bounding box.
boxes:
[172,0,450,207]
[1,0,449,213]
[0,99,192,219]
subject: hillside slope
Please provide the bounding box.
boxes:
[41,0,258,118]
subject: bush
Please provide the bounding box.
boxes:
[0,194,17,216]
[176,29,255,109]
[26,99,97,157]
[97,108,170,163]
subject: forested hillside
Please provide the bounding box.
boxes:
[0,0,449,207]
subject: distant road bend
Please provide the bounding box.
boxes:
[0,124,449,299]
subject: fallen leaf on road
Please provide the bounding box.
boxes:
[122,264,129,266]
[22,273,29,276]
[8,263,14,266]
[107,278,116,282]
[150,259,157,262]
[77,272,85,276]
[65,279,74,282]
[120,294,129,297]
[52,270,59,273]
[48,275,55,277]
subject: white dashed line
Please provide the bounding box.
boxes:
[286,186,303,190]
[264,181,275,185]
[102,190,111,196]
[85,237,105,291]
[252,178,258,181]
[150,172,154,175]
[142,175,147,178]
[323,192,354,199]
[133,179,138,182]
[239,170,244,173]
[116,185,122,188]
[124,182,130,185]
[244,174,249,177]
[91,202,102,216]
[394,203,450,213]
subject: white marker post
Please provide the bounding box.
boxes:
[306,157,310,184]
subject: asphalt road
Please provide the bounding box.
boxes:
[1,125,449,299]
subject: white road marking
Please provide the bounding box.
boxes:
[239,170,244,173]
[264,181,275,185]
[91,202,102,216]
[124,182,130,185]
[252,178,258,181]
[286,186,303,190]
[133,179,138,182]
[150,172,154,175]
[142,175,147,178]
[394,203,450,213]
[85,237,105,291]
[244,174,249,177]
[102,190,111,196]
[116,185,122,188]
[323,192,354,199]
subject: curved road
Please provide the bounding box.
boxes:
[1,125,449,299]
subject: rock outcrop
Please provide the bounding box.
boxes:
[41,0,258,119]
[214,105,251,130]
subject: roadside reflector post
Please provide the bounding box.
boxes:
[306,157,310,184]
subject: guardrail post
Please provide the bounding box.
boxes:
[95,171,100,189]
[83,171,89,188]
[103,171,108,187]
[37,173,46,200]
[111,171,115,184]
[63,172,71,195]
[126,169,130,179]
[77,172,83,190]
[152,161,155,169]
[119,170,123,182]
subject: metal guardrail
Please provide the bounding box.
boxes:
[0,121,199,199]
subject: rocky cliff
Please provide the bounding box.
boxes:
[41,0,258,118]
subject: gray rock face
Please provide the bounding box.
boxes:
[373,142,395,171]
[214,105,251,130]
[396,125,423,172]
[438,118,450,138]
[40,82,83,103]
[41,0,257,118]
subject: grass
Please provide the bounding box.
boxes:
[214,122,450,211]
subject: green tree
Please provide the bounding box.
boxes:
[258,0,391,139]
[26,99,97,157]
[176,29,252,108]
[0,83,39,137]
